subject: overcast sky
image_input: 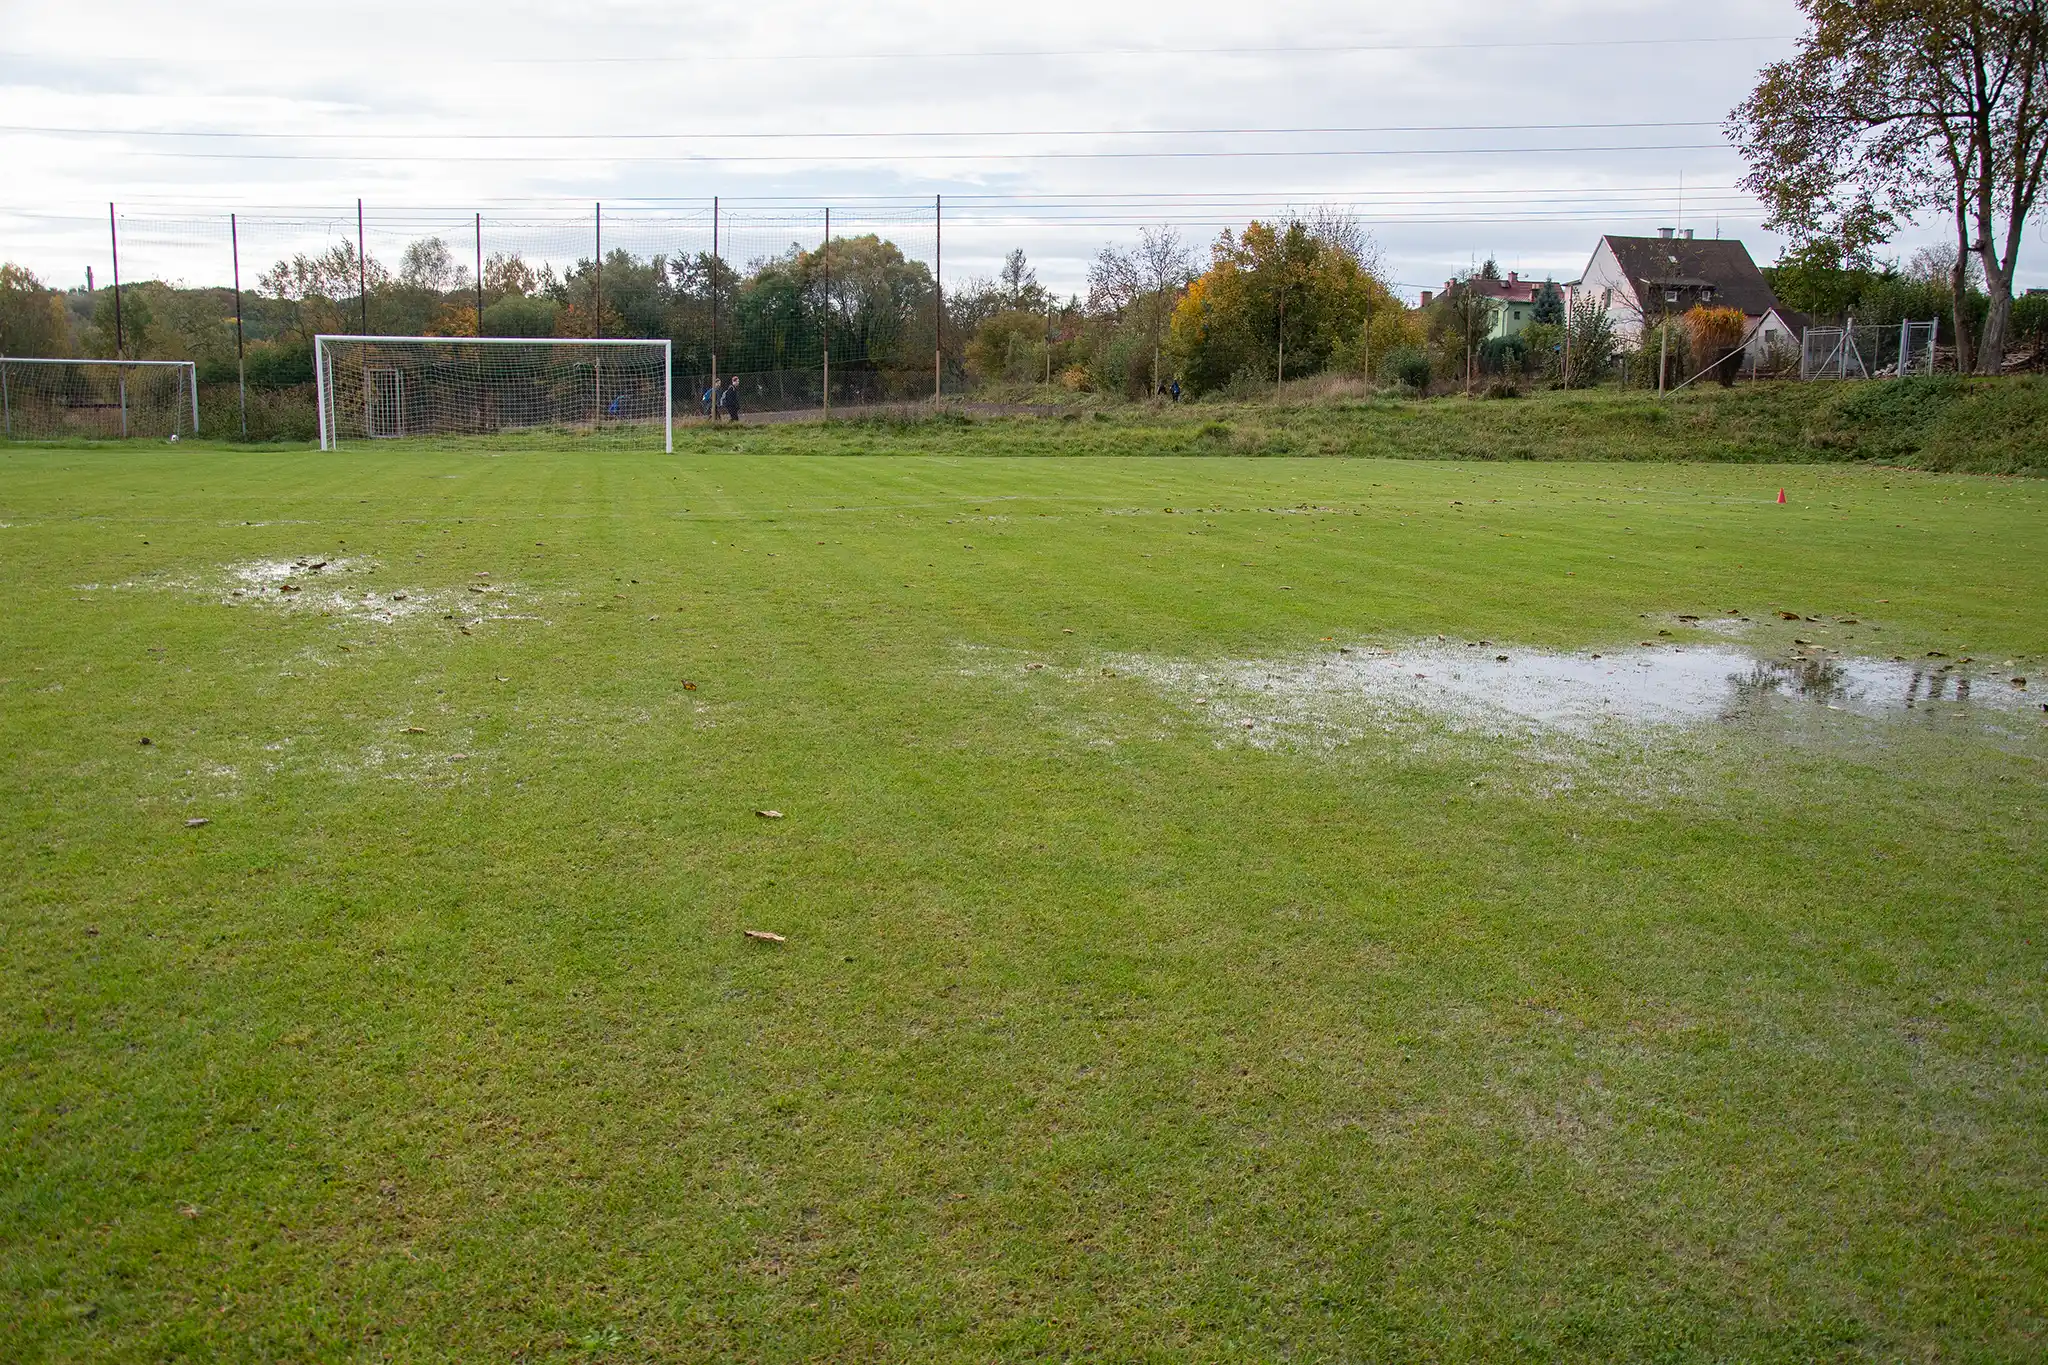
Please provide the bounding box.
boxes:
[0,0,2029,300]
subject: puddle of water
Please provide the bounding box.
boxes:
[1111,640,2039,743]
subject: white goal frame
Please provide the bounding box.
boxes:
[314,335,673,452]
[0,357,198,439]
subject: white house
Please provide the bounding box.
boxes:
[1570,230,1804,365]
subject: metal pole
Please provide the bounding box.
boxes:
[933,193,943,401]
[2,359,12,437]
[475,212,484,336]
[663,339,673,452]
[231,212,247,437]
[593,201,602,339]
[357,199,368,335]
[108,203,123,359]
[1046,300,1053,394]
[711,196,720,399]
[188,362,199,435]
[822,206,830,417]
[1562,286,1571,388]
[110,205,128,437]
[1657,306,1669,397]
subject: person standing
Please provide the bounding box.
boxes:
[721,374,741,423]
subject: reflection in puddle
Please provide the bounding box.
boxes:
[1113,642,2038,742]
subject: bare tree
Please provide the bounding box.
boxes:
[1729,0,2048,371]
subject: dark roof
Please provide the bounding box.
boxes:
[1604,236,1783,318]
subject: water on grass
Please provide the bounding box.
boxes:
[1105,641,2039,748]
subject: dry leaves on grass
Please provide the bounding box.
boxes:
[743,929,787,943]
[755,809,784,819]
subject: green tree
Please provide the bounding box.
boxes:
[0,264,72,356]
[1729,0,2048,371]
[1168,218,1399,395]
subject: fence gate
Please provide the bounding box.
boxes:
[1801,320,1941,380]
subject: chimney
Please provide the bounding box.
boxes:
[1508,271,1519,285]
[1659,227,1675,239]
[1420,290,1434,308]
[1680,228,1695,240]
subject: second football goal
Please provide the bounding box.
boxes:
[314,336,672,451]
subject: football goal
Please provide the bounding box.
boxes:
[314,336,672,451]
[0,358,198,440]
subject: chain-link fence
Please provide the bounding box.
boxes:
[1800,319,1939,380]
[11,199,983,438]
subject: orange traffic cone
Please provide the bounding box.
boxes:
[1777,489,1787,504]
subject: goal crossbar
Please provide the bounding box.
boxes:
[0,356,199,439]
[313,335,672,452]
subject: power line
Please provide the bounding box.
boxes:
[490,34,1795,63]
[0,120,1726,143]
[0,34,1796,69]
[16,143,1732,165]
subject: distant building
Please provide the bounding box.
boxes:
[1569,229,1804,364]
[1424,270,1561,340]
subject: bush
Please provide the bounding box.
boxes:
[1379,345,1431,392]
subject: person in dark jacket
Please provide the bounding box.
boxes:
[721,375,741,422]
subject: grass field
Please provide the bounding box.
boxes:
[3,439,2044,1360]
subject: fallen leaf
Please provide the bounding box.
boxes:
[1677,614,1699,621]
[1778,611,1801,620]
[178,1204,199,1219]
[682,681,698,691]
[743,929,787,943]
[467,585,488,593]
[279,584,300,593]
[1025,663,1046,671]
[2014,677,2029,688]
[755,809,784,819]
[184,817,209,828]
[403,726,426,734]
[1495,654,1509,662]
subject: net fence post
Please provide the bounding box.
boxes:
[2,358,11,437]
[822,206,830,419]
[475,212,485,337]
[188,362,199,434]
[231,212,247,437]
[664,341,674,452]
[933,193,943,402]
[357,200,369,335]
[711,196,720,397]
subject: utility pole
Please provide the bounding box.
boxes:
[933,194,944,401]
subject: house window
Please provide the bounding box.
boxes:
[1513,310,1522,320]
[1602,288,1612,306]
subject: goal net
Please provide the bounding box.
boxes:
[0,358,198,440]
[314,336,671,451]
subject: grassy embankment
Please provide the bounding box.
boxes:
[2,449,2044,1359]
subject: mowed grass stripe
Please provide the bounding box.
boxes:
[1,445,2043,1360]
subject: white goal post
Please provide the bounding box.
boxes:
[0,357,198,440]
[314,335,672,452]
